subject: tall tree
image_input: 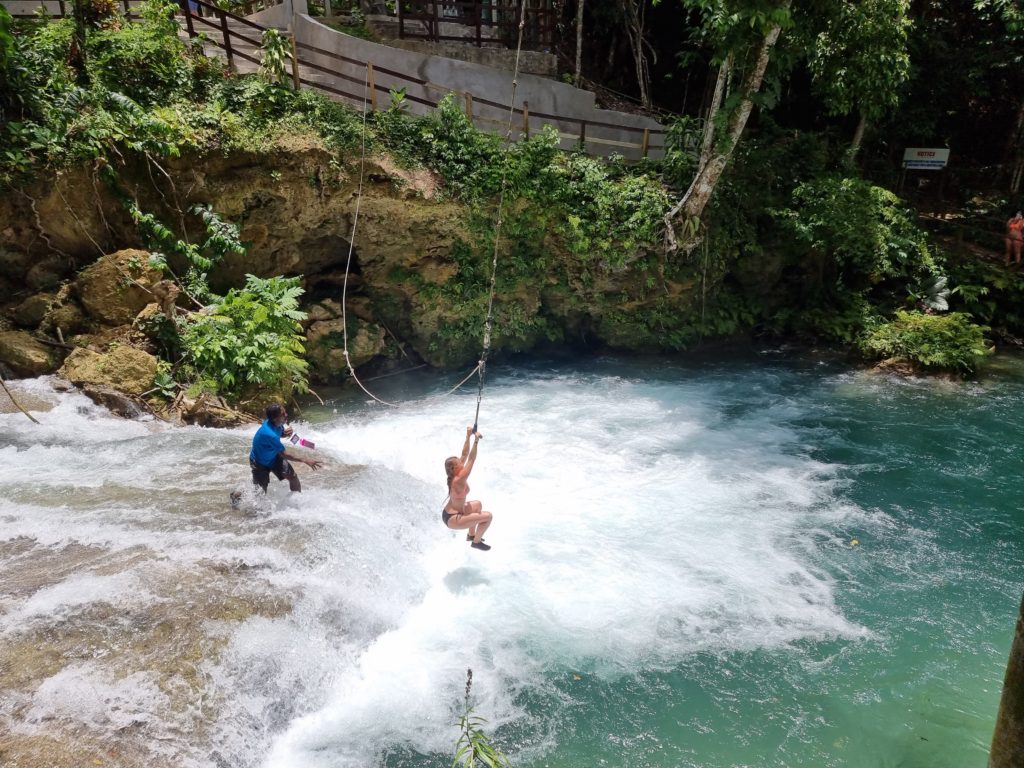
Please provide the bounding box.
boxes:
[976,0,1024,191]
[664,0,793,252]
[574,0,585,86]
[805,0,912,158]
[619,0,655,109]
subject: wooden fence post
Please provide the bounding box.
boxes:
[289,33,300,90]
[464,92,474,122]
[57,0,66,16]
[180,0,196,37]
[522,100,529,139]
[641,128,650,158]
[367,62,377,111]
[579,120,587,149]
[219,8,234,69]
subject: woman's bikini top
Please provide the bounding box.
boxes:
[447,481,469,511]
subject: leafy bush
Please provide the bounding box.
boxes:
[550,151,668,265]
[860,310,990,374]
[88,0,194,106]
[782,175,940,288]
[179,274,309,397]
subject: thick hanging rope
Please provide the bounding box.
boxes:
[470,0,530,433]
[339,2,531,423]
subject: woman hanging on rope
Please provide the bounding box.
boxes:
[443,426,493,551]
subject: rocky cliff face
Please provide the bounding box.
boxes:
[0,139,684,385]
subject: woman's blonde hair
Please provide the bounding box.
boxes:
[445,456,459,490]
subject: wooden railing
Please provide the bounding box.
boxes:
[6,0,665,158]
[179,0,269,70]
[6,0,277,19]
[6,0,144,18]
[173,0,664,157]
[396,0,554,49]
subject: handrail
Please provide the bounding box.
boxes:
[288,26,666,141]
[5,0,667,157]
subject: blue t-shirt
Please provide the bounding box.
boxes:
[250,419,285,468]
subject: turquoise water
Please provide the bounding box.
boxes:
[299,354,1023,768]
[1,354,1020,767]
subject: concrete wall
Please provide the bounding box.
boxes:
[249,0,302,28]
[292,14,665,160]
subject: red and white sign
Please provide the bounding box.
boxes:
[903,148,950,170]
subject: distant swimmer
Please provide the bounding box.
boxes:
[249,403,322,493]
[443,426,493,551]
[1006,211,1024,265]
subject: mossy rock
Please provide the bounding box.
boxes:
[306,318,385,380]
[75,249,164,327]
[58,345,158,396]
[0,330,59,377]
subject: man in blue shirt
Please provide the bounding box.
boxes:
[250,403,322,492]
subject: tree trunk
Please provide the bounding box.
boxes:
[699,54,731,170]
[621,0,652,110]
[990,592,1024,768]
[574,0,584,87]
[69,0,89,84]
[1003,98,1024,163]
[850,111,868,157]
[665,9,787,250]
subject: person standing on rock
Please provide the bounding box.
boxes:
[1006,211,1024,265]
[249,402,322,493]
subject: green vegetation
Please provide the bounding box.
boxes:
[179,274,309,397]
[0,0,1017,382]
[861,310,991,374]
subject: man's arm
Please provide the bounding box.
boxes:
[283,450,322,470]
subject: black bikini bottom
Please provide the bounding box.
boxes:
[441,509,453,526]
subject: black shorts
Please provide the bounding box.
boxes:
[251,455,295,492]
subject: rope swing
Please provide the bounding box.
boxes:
[338,0,532,432]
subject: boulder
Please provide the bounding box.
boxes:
[26,255,71,291]
[58,345,158,396]
[81,385,147,419]
[12,294,55,329]
[0,331,59,377]
[75,249,164,326]
[306,317,386,380]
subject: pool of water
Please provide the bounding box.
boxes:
[0,352,1020,767]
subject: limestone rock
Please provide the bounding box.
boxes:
[12,294,54,329]
[0,331,59,377]
[39,284,89,337]
[75,249,163,326]
[307,298,343,322]
[59,345,158,396]
[26,254,72,291]
[306,317,386,380]
[81,385,147,419]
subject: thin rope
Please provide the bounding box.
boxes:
[338,4,530,420]
[339,68,401,406]
[470,0,530,433]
